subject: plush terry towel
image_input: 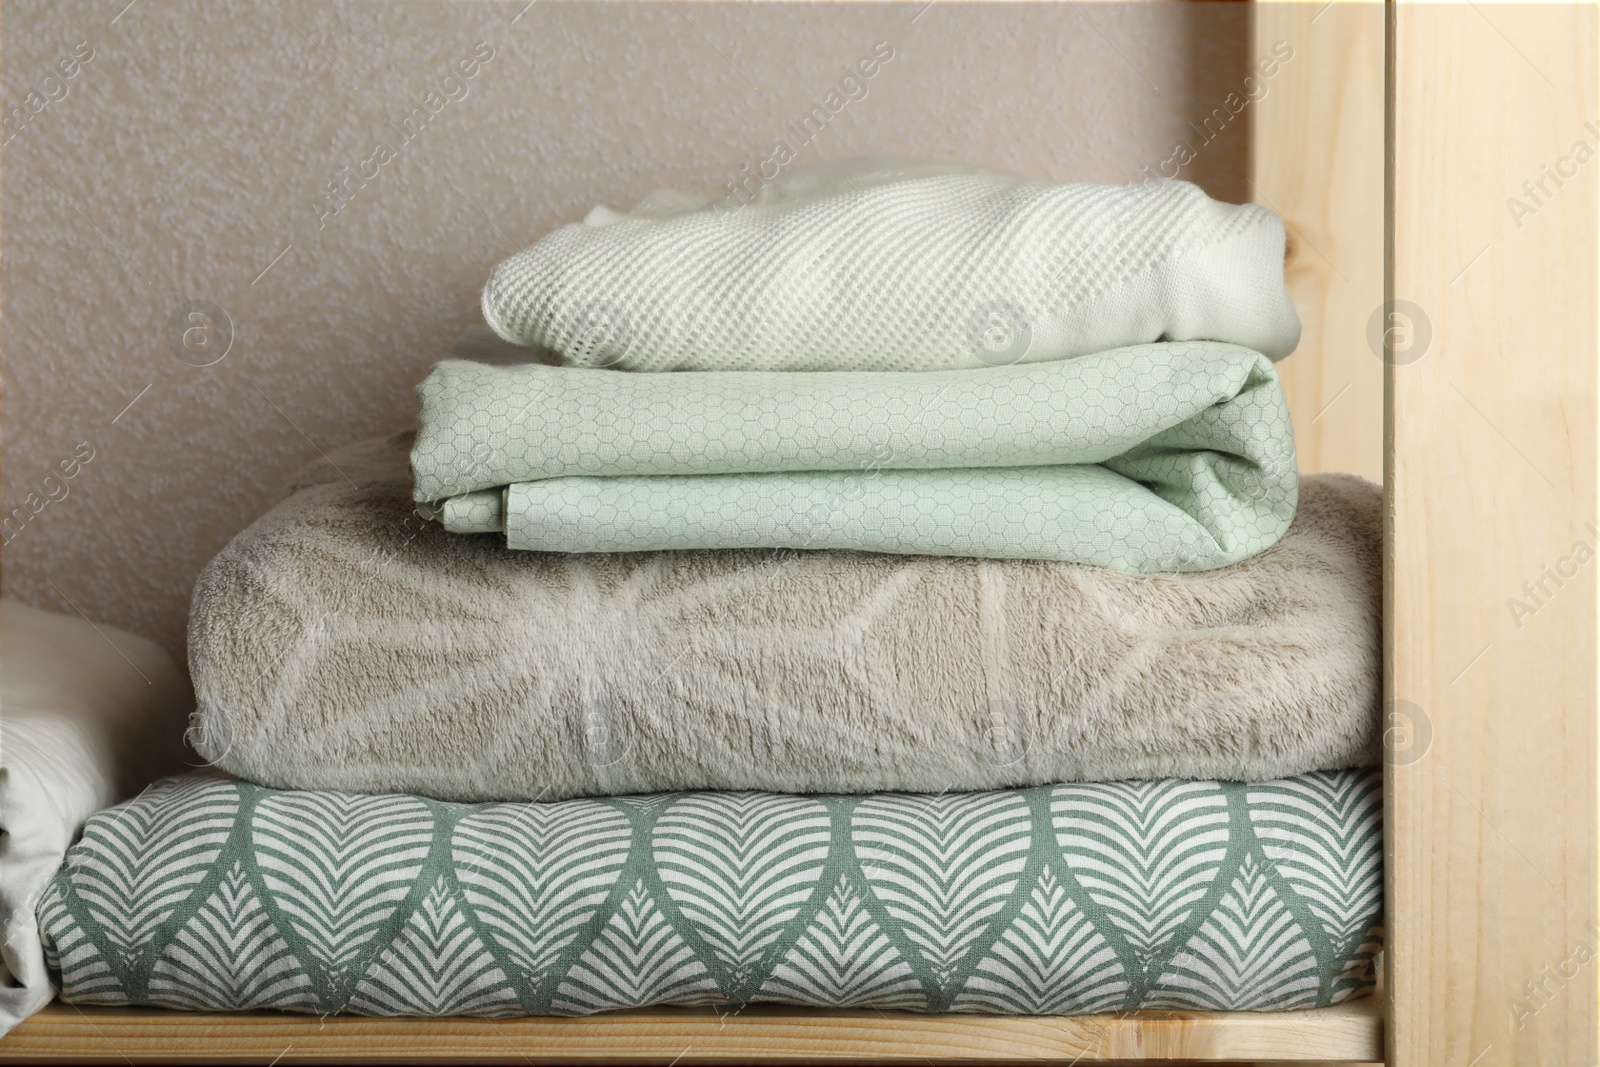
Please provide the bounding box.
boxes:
[0,601,190,1036]
[40,770,1381,1017]
[188,433,1380,804]
[411,341,1298,571]
[481,158,1301,371]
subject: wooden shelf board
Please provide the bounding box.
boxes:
[0,999,1382,1065]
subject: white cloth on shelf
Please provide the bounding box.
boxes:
[0,600,189,1035]
[482,157,1301,372]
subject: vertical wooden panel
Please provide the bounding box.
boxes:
[1251,0,1385,482]
[1387,5,1597,1066]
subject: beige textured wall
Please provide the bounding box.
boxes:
[2,1,1252,661]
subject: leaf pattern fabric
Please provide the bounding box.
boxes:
[41,771,1382,1017]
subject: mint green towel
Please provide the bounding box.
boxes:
[410,341,1297,571]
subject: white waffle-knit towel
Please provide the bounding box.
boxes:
[482,158,1301,372]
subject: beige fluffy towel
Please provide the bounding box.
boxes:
[187,433,1380,802]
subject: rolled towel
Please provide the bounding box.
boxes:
[481,158,1301,372]
[187,433,1380,804]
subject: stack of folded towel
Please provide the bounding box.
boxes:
[38,159,1383,1020]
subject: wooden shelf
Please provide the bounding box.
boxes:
[0,1000,1382,1065]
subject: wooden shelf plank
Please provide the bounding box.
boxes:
[0,1000,1382,1065]
[1251,0,1385,484]
[1386,3,1598,1066]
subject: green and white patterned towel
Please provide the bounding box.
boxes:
[41,770,1380,1018]
[411,341,1297,571]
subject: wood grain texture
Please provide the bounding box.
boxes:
[0,1001,1383,1065]
[1386,3,1598,1066]
[1251,0,1385,483]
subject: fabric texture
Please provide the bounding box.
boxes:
[41,770,1382,1018]
[411,342,1298,571]
[0,601,190,1036]
[481,158,1301,372]
[188,433,1380,804]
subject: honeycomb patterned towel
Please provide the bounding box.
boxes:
[410,341,1298,571]
[481,158,1301,372]
[40,770,1381,1018]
